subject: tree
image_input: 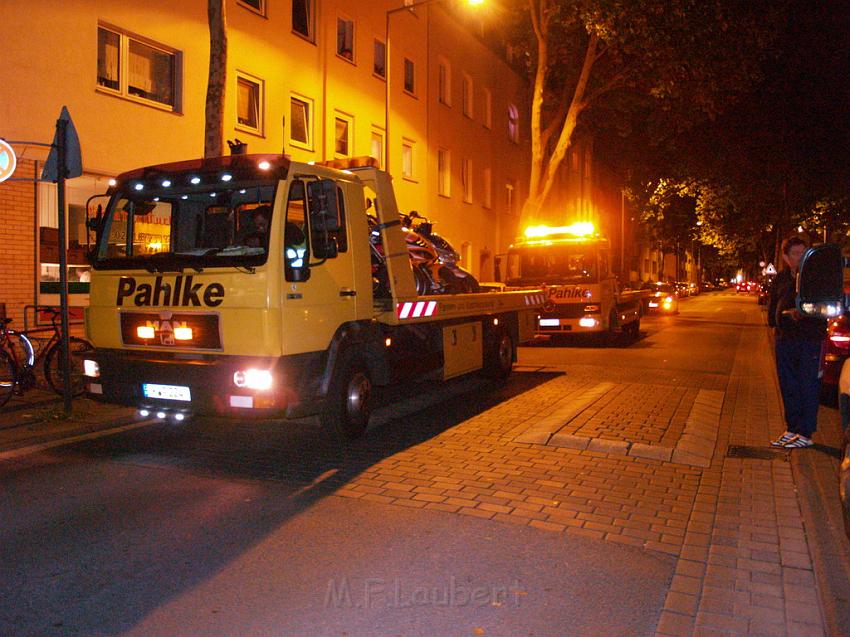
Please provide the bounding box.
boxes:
[506,0,786,225]
[204,0,227,158]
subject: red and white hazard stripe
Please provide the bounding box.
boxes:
[525,293,545,305]
[396,300,438,319]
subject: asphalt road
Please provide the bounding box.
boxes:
[2,289,845,637]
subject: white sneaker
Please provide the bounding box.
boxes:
[770,431,795,447]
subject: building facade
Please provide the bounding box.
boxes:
[0,0,531,325]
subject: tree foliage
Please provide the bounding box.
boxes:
[503,0,786,225]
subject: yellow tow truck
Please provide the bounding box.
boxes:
[81,154,544,437]
[503,223,648,345]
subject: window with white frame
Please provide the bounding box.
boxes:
[438,59,451,105]
[461,158,472,203]
[236,73,263,134]
[370,129,385,168]
[334,114,352,156]
[239,0,265,16]
[292,0,314,41]
[97,26,180,110]
[402,140,415,179]
[483,88,492,128]
[289,95,312,149]
[437,149,451,197]
[508,103,519,143]
[337,17,354,61]
[482,166,492,208]
[374,39,386,78]
[462,74,473,118]
[403,58,415,94]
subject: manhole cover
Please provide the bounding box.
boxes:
[726,445,788,460]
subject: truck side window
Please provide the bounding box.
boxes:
[335,186,348,253]
[285,180,309,280]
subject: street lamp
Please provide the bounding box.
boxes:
[384,0,484,173]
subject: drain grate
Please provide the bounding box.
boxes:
[726,445,788,460]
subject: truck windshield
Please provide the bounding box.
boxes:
[93,181,277,271]
[506,245,598,285]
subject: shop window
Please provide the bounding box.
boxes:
[97,25,180,111]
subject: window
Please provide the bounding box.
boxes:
[462,74,473,118]
[334,114,352,156]
[370,129,385,168]
[482,167,492,208]
[483,88,492,129]
[437,149,451,197]
[403,58,415,94]
[438,60,451,105]
[461,158,472,203]
[508,104,519,143]
[505,181,516,215]
[337,17,354,61]
[97,26,179,111]
[374,39,386,78]
[236,73,263,134]
[289,96,312,149]
[239,0,265,15]
[402,140,414,179]
[292,0,314,41]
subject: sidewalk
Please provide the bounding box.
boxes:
[0,389,138,458]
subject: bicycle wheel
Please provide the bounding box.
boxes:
[0,348,16,408]
[44,337,95,397]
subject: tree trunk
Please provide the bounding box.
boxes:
[205,0,227,158]
[520,28,598,226]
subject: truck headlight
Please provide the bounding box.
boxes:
[233,369,273,391]
[83,359,100,378]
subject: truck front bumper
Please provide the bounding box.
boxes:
[83,348,325,419]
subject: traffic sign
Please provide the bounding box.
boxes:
[765,263,777,275]
[0,139,16,182]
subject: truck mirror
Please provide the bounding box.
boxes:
[797,243,846,318]
[307,179,340,233]
[307,179,340,260]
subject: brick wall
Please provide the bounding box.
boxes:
[0,158,37,328]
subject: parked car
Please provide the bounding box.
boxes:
[822,312,850,404]
[646,283,679,314]
[675,282,690,297]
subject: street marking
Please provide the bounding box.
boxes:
[0,419,157,462]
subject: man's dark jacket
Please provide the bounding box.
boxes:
[767,268,826,341]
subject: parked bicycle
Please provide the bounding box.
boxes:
[0,307,94,408]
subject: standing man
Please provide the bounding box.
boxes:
[769,236,827,448]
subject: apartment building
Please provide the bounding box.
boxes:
[0,0,531,325]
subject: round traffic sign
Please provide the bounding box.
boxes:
[0,139,17,183]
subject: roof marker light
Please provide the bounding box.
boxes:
[133,183,144,191]
[221,173,233,182]
[161,179,172,187]
[190,176,201,185]
[258,160,271,170]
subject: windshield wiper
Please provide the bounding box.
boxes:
[142,252,204,274]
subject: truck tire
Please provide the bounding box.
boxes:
[483,328,513,380]
[321,355,373,439]
[599,311,618,347]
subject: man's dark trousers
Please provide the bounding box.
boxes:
[775,338,822,438]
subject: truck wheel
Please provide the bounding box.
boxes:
[321,356,373,439]
[483,329,513,380]
[626,318,641,341]
[600,312,618,347]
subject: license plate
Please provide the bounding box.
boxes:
[142,383,191,402]
[539,318,560,327]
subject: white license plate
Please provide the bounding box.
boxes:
[142,383,191,402]
[648,302,659,307]
[539,318,560,327]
